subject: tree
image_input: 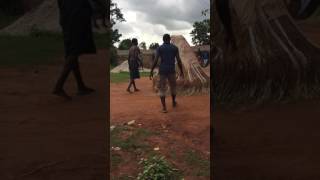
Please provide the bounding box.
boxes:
[110,0,125,45]
[139,42,147,50]
[190,10,210,46]
[110,1,125,26]
[111,29,122,45]
[212,0,320,104]
[149,43,160,50]
[118,39,132,50]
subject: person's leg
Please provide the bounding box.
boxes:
[172,94,177,107]
[132,80,140,91]
[168,73,177,107]
[73,57,85,89]
[53,55,77,99]
[160,96,167,113]
[159,74,168,113]
[73,57,95,95]
[127,79,133,93]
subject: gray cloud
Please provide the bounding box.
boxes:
[113,0,209,46]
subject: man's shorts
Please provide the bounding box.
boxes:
[159,73,177,97]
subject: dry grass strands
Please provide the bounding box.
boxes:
[212,0,320,105]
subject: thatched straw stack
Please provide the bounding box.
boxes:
[153,35,210,96]
[0,0,60,34]
[212,0,320,104]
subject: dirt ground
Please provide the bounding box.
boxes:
[213,22,320,180]
[0,50,108,180]
[110,78,210,179]
[1,20,319,180]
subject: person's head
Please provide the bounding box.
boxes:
[163,34,171,43]
[132,38,138,46]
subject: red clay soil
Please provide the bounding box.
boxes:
[213,23,320,180]
[0,50,108,180]
[110,78,210,179]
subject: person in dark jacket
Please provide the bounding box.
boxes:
[53,0,97,100]
[150,34,184,113]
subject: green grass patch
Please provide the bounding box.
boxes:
[110,72,150,83]
[0,13,19,29]
[311,7,320,18]
[0,35,64,66]
[0,31,110,66]
[183,150,210,177]
[112,128,153,152]
[110,152,123,168]
[111,126,154,153]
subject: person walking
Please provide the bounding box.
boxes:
[150,34,184,113]
[127,38,143,93]
[53,0,98,100]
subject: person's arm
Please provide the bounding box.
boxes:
[150,49,160,79]
[176,49,184,77]
[137,48,144,69]
[128,49,133,71]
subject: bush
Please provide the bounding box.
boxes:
[137,155,182,180]
[110,46,118,67]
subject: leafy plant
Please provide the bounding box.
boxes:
[137,155,182,180]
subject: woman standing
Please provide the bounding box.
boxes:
[127,38,142,93]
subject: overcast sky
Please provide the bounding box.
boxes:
[113,0,210,48]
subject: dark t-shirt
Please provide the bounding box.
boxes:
[157,43,179,75]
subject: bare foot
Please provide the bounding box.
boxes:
[161,109,168,113]
[77,87,95,96]
[134,89,140,92]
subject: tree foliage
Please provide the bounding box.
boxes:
[149,43,160,50]
[190,10,210,46]
[111,29,122,44]
[118,39,132,50]
[110,0,125,45]
[110,1,125,26]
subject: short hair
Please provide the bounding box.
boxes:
[163,34,171,42]
[132,38,138,46]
